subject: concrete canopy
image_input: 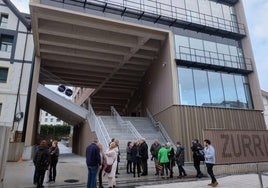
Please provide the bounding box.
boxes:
[30,0,168,113]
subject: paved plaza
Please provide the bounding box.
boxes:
[3,143,268,188]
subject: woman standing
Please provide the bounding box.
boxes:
[131,140,141,178]
[48,140,59,183]
[191,139,204,178]
[105,142,117,188]
[126,141,133,174]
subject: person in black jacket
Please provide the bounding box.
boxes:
[175,141,187,177]
[48,140,59,183]
[191,139,204,178]
[139,138,148,176]
[33,140,51,188]
[131,140,141,178]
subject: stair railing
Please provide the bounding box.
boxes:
[146,108,175,147]
[87,103,110,151]
[111,106,142,140]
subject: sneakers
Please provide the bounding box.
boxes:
[212,181,218,187]
[208,181,218,187]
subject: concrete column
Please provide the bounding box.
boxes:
[235,1,264,111]
[0,126,11,188]
[23,57,41,159]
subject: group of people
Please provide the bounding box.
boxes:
[33,139,59,188]
[86,137,218,188]
[86,138,118,188]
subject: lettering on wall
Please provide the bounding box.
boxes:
[204,130,268,164]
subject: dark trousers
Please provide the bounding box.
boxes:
[161,162,170,176]
[141,159,148,175]
[98,164,104,187]
[193,158,202,175]
[49,161,58,181]
[36,169,46,188]
[206,163,216,183]
[127,160,132,173]
[133,162,141,177]
[178,165,186,176]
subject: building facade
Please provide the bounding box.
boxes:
[39,110,65,125]
[262,90,268,129]
[0,0,33,140]
[27,0,266,163]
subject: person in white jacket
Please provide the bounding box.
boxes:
[105,142,117,188]
[204,139,218,187]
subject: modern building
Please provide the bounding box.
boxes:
[23,0,266,167]
[262,90,268,129]
[0,0,33,184]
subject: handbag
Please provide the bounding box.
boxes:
[156,162,163,171]
[104,164,113,173]
[104,158,116,173]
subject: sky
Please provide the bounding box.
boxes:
[10,0,268,91]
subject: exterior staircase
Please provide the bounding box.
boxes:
[99,115,168,171]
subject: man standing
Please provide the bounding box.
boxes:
[150,139,161,175]
[204,139,218,187]
[86,140,101,188]
[139,138,148,176]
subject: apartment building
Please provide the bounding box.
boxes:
[0,0,33,140]
[39,110,65,125]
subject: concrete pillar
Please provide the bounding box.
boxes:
[23,57,41,159]
[0,126,11,188]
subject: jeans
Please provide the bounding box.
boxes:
[206,163,216,183]
[49,161,58,181]
[87,165,99,188]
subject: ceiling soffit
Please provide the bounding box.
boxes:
[30,2,168,113]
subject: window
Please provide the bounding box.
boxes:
[0,14,8,27]
[56,118,61,122]
[178,67,252,109]
[0,67,8,83]
[0,103,2,116]
[45,118,48,122]
[0,35,13,52]
[45,112,48,116]
[50,118,53,122]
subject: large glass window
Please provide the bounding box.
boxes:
[177,67,252,109]
[0,14,8,28]
[208,72,224,106]
[0,67,8,83]
[178,67,195,105]
[0,35,13,52]
[193,69,210,106]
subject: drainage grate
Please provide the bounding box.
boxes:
[64,179,79,183]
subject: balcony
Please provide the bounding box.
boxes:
[43,0,246,40]
[176,46,253,74]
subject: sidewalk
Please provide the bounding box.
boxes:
[3,143,268,188]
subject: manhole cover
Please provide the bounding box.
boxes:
[64,179,79,183]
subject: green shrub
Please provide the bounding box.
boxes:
[39,124,71,141]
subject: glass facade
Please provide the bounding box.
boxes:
[177,67,252,109]
[174,34,248,70]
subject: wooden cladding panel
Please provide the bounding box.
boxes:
[154,105,266,162]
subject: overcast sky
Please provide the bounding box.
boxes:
[10,0,268,91]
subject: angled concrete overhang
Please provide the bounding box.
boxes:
[30,0,168,112]
[37,84,88,125]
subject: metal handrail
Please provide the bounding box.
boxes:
[111,106,142,140]
[87,103,110,150]
[177,46,253,71]
[47,0,245,35]
[146,108,175,147]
